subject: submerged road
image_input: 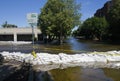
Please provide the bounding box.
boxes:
[0,37,120,81]
[0,37,120,54]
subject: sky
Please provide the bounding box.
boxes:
[0,0,108,27]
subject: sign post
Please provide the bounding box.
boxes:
[27,13,38,24]
[27,13,38,57]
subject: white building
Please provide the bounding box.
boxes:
[0,28,42,42]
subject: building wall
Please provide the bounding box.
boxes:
[0,28,42,42]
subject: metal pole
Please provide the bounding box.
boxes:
[31,23,37,58]
[31,24,34,50]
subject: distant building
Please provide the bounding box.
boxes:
[0,27,42,42]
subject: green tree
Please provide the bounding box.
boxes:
[79,17,109,40]
[107,0,120,41]
[72,30,79,37]
[2,21,17,28]
[38,0,81,44]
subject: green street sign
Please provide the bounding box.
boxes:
[27,13,38,24]
[31,14,37,18]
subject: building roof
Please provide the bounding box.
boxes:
[0,27,41,34]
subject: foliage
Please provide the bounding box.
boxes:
[2,21,17,28]
[72,30,79,37]
[38,0,81,43]
[107,0,120,40]
[79,17,109,40]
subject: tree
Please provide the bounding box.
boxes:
[107,0,120,41]
[2,21,17,28]
[72,30,79,37]
[38,0,81,44]
[79,17,109,40]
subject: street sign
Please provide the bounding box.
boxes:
[27,13,38,24]
[27,13,38,53]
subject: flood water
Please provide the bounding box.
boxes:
[0,37,120,54]
[0,37,120,81]
[48,67,120,81]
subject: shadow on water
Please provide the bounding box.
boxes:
[0,65,16,81]
[1,65,29,81]
[34,71,53,81]
[0,62,30,81]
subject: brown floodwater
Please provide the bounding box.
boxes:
[33,37,120,81]
[0,37,120,81]
[49,67,120,81]
[1,37,120,54]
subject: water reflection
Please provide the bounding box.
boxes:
[49,67,120,81]
[35,71,53,81]
[0,37,120,54]
[80,68,113,81]
[67,37,89,51]
[67,37,120,52]
[33,62,120,72]
[49,67,81,81]
[33,63,120,81]
[103,68,120,81]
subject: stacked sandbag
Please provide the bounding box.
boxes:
[0,51,120,67]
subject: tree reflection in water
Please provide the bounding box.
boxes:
[49,67,81,81]
[35,71,53,81]
[49,67,120,81]
[103,68,120,81]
